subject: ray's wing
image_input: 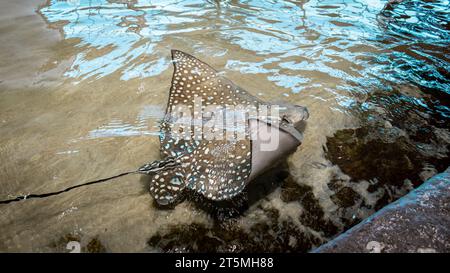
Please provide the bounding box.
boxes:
[184,139,252,200]
[160,49,240,159]
[169,50,265,108]
[159,49,219,158]
[149,164,186,205]
[165,50,262,200]
[153,50,287,203]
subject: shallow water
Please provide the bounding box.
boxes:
[0,0,449,252]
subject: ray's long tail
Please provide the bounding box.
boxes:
[0,155,183,205]
[0,171,137,205]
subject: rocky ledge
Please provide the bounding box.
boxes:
[313,167,450,253]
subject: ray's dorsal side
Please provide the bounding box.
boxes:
[142,50,308,206]
[157,50,255,203]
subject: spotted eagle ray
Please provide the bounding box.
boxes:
[138,50,309,206]
[0,50,308,206]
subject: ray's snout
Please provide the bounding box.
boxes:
[282,105,309,129]
[293,105,309,121]
[276,103,309,140]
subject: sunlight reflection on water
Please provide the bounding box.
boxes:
[40,0,449,124]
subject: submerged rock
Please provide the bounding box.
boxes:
[325,90,450,211]
[147,208,322,253]
[147,169,333,252]
[49,233,106,253]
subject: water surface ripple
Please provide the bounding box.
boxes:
[41,0,449,98]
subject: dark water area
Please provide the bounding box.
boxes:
[379,0,449,95]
